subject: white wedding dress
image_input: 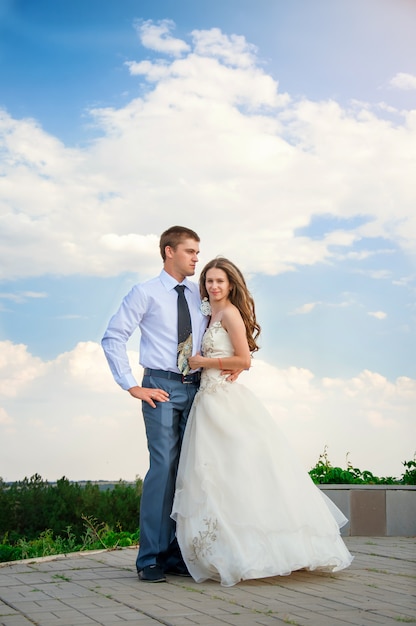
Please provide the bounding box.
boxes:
[171,322,353,587]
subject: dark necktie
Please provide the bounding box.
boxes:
[174,285,193,375]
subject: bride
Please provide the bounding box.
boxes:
[171,257,353,587]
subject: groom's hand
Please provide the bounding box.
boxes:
[128,385,169,408]
[221,369,244,382]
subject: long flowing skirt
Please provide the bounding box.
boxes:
[172,377,353,587]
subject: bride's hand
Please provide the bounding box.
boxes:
[188,353,204,369]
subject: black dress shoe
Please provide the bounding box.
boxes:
[138,564,166,582]
[165,564,191,577]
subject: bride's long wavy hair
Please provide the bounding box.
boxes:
[199,257,261,354]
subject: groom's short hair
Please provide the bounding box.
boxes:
[159,226,200,261]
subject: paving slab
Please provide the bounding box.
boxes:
[0,537,415,626]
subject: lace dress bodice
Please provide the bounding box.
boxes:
[199,322,234,393]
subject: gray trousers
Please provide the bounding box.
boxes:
[136,372,199,571]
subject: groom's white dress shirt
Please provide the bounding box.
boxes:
[102,270,207,390]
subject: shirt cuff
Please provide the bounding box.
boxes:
[118,373,139,391]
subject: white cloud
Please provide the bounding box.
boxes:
[0,407,13,425]
[126,59,170,81]
[340,249,394,262]
[367,410,396,428]
[0,342,414,482]
[392,274,416,288]
[0,340,49,397]
[291,302,319,315]
[354,268,392,280]
[368,311,387,320]
[134,19,190,56]
[0,340,147,482]
[290,296,356,316]
[0,22,415,282]
[100,232,158,255]
[58,340,140,394]
[0,291,47,303]
[389,72,416,91]
[191,27,258,69]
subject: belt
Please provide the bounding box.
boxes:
[143,368,201,385]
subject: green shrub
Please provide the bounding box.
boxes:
[0,521,140,562]
[401,459,416,485]
[308,446,415,485]
[0,542,20,562]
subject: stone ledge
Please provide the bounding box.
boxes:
[319,484,415,490]
[319,485,416,537]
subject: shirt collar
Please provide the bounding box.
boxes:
[160,269,190,291]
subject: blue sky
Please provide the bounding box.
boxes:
[1,0,415,482]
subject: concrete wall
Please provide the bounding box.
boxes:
[319,485,416,537]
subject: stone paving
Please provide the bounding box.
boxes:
[0,537,415,626]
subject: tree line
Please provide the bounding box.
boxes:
[0,474,142,545]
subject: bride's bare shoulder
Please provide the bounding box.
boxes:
[222,304,244,329]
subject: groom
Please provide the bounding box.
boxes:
[102,226,208,582]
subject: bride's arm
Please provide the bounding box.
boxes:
[188,307,251,371]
